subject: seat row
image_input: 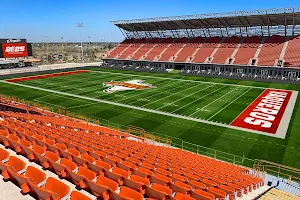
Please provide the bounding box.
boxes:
[106,35,300,67]
[0,116,262,199]
[0,147,91,200]
[0,98,264,200]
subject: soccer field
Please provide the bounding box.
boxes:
[0,68,299,168]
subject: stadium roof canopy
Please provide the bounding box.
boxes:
[111,7,300,38]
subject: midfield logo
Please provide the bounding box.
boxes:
[103,80,155,93]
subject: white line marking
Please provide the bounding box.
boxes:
[188,87,237,117]
[156,84,214,110]
[90,70,293,91]
[170,85,227,114]
[142,83,204,107]
[275,91,298,138]
[1,80,294,139]
[229,89,265,124]
[122,81,184,104]
[207,87,252,120]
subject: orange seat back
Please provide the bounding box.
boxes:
[77,167,96,181]
[60,158,77,171]
[45,177,70,199]
[119,186,143,200]
[7,156,26,172]
[25,166,46,185]
[96,176,118,191]
[152,183,172,195]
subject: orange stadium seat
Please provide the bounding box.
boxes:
[0,97,265,200]
[28,177,70,200]
[7,166,46,193]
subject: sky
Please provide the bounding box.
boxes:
[0,0,297,42]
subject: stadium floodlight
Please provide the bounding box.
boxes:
[45,36,49,64]
[76,23,84,64]
[61,37,64,61]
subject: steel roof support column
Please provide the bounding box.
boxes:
[119,28,129,39]
[266,11,271,36]
[184,29,191,38]
[139,24,153,39]
[151,22,163,38]
[217,18,229,36]
[284,11,287,37]
[180,20,195,37]
[259,14,265,36]
[292,8,295,36]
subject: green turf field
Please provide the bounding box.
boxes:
[0,68,299,168]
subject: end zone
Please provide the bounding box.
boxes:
[231,89,298,139]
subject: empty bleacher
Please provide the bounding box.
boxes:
[106,38,135,59]
[211,36,241,64]
[131,38,160,60]
[144,38,173,61]
[118,38,147,60]
[284,36,300,67]
[233,36,262,65]
[158,38,189,62]
[0,96,266,200]
[174,37,204,62]
[106,35,300,68]
[192,37,221,63]
[257,35,286,66]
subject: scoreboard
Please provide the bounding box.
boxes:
[0,39,32,58]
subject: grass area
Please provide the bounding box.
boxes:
[0,67,299,168]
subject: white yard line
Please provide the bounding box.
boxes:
[188,87,238,117]
[229,89,266,124]
[142,83,203,107]
[123,81,193,104]
[171,85,228,114]
[156,84,214,110]
[1,80,292,139]
[90,70,293,91]
[207,87,252,120]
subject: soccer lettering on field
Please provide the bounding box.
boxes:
[231,89,295,138]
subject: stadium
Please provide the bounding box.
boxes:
[0,4,299,200]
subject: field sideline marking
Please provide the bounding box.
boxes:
[142,83,204,107]
[90,70,292,91]
[156,84,214,110]
[229,89,266,124]
[188,87,238,117]
[1,80,292,139]
[207,87,252,120]
[170,85,227,114]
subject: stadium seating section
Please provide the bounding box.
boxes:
[0,96,265,200]
[106,35,300,67]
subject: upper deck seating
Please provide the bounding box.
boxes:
[192,37,221,63]
[257,35,286,66]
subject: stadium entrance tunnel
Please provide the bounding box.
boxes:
[174,64,185,70]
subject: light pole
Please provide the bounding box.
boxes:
[61,37,64,62]
[76,23,84,64]
[45,36,49,64]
